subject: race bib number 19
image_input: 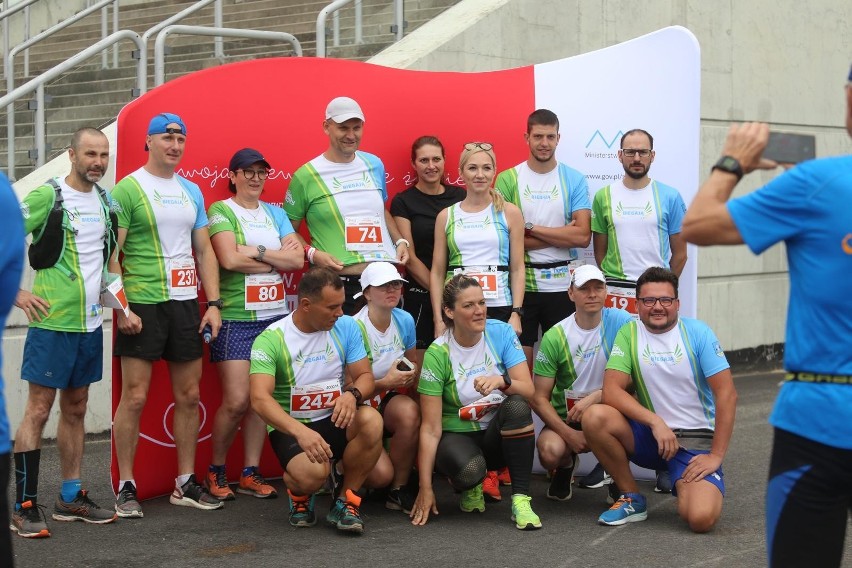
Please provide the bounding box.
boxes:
[606,285,637,315]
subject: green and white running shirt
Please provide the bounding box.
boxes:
[250,314,367,425]
[111,168,208,304]
[533,307,632,421]
[591,180,686,281]
[418,320,526,432]
[284,152,396,266]
[445,203,511,307]
[207,198,295,321]
[606,318,730,430]
[21,178,111,332]
[495,162,591,292]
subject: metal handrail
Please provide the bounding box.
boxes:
[154,25,302,87]
[1,0,40,80]
[317,0,404,57]
[141,0,223,59]
[317,0,361,58]
[1,30,145,179]
[6,0,119,80]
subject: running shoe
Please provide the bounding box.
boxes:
[654,469,672,493]
[169,474,224,510]
[496,466,511,486]
[10,500,50,538]
[237,468,277,499]
[115,481,143,518]
[577,462,612,488]
[328,459,344,499]
[510,494,542,530]
[288,491,316,527]
[459,484,485,513]
[547,459,576,501]
[598,492,647,526]
[52,490,116,524]
[326,489,364,534]
[385,486,415,514]
[482,470,502,502]
[205,469,235,501]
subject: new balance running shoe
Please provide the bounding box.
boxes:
[598,492,647,526]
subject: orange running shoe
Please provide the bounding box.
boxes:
[238,468,278,499]
[483,470,502,502]
[497,466,512,486]
[204,469,235,501]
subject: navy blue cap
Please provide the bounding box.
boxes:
[229,148,271,171]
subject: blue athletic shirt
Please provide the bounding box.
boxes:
[0,174,26,454]
[727,155,852,449]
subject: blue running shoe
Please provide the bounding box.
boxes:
[598,492,647,526]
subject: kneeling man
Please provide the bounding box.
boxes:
[582,266,736,532]
[250,267,383,535]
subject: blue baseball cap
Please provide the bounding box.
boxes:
[147,112,186,136]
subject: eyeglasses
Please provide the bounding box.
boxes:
[621,149,652,158]
[637,296,677,307]
[375,281,404,291]
[240,168,269,180]
[464,142,493,151]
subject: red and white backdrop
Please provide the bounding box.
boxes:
[111,26,700,497]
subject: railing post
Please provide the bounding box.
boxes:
[213,0,223,59]
[113,0,119,68]
[35,82,45,167]
[23,5,29,77]
[355,0,362,45]
[333,11,340,48]
[394,0,404,41]
[101,6,108,68]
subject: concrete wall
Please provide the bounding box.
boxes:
[2,0,92,46]
[372,0,852,354]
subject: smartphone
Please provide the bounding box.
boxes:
[764,131,816,164]
[397,356,414,372]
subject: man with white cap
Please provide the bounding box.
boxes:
[581,267,736,532]
[284,96,409,315]
[350,262,419,513]
[530,264,631,503]
[110,112,223,517]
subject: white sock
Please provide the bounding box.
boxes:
[176,474,192,489]
[119,479,136,490]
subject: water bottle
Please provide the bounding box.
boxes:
[202,324,213,344]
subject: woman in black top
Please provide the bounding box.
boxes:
[390,136,466,360]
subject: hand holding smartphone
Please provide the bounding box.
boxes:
[764,132,816,164]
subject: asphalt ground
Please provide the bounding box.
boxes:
[7,371,852,568]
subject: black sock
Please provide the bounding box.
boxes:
[14,449,41,507]
[501,430,535,495]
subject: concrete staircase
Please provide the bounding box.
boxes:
[1,0,458,180]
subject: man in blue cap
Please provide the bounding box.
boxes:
[682,65,852,567]
[110,112,223,517]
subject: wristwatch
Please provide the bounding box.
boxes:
[344,387,363,405]
[524,222,534,237]
[255,245,266,262]
[501,374,512,391]
[711,156,744,181]
[511,306,524,316]
[207,299,223,309]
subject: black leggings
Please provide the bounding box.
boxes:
[435,394,535,495]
